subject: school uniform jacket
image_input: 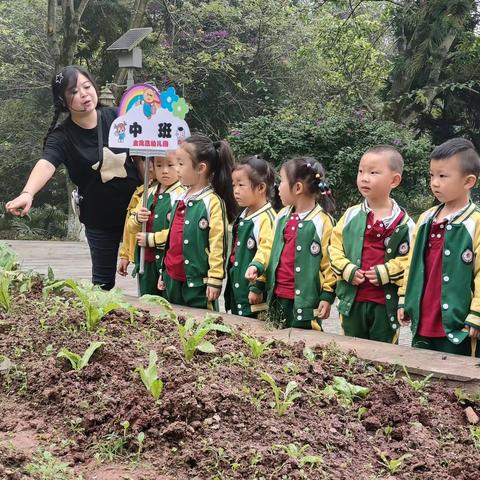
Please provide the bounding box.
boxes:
[119,184,144,262]
[127,181,185,269]
[329,202,415,331]
[225,203,276,316]
[266,205,336,323]
[157,186,229,289]
[398,202,480,344]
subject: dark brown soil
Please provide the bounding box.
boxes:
[0,280,479,479]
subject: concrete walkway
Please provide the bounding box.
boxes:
[6,240,480,388]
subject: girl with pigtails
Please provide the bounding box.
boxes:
[156,135,237,310]
[6,66,139,290]
[265,157,337,330]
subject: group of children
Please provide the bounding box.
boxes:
[117,134,480,358]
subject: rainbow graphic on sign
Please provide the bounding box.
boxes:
[118,84,189,120]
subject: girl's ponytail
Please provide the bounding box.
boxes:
[317,179,336,216]
[212,140,237,223]
[183,135,237,223]
[43,107,61,149]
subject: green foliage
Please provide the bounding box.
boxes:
[375,448,412,475]
[470,426,480,449]
[175,314,232,363]
[229,113,433,216]
[303,346,316,363]
[25,450,74,480]
[0,241,18,270]
[240,333,273,360]
[135,350,164,401]
[140,294,177,321]
[402,366,433,393]
[0,270,12,313]
[43,279,136,331]
[454,387,480,404]
[321,376,370,407]
[57,341,105,371]
[260,371,301,415]
[272,442,323,468]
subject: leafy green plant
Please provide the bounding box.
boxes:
[303,346,316,363]
[0,270,12,312]
[25,450,73,480]
[0,241,18,270]
[375,448,412,474]
[454,387,480,405]
[140,294,177,321]
[135,350,164,401]
[241,333,273,360]
[95,421,131,462]
[175,314,232,362]
[321,376,370,407]
[272,443,323,467]
[44,279,136,331]
[471,426,480,449]
[402,366,433,393]
[260,372,301,415]
[57,341,105,371]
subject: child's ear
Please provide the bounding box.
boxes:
[294,181,304,195]
[197,162,208,175]
[465,174,477,190]
[256,182,267,194]
[391,173,402,189]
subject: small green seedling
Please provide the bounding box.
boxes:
[176,314,232,362]
[471,426,480,449]
[402,366,433,393]
[135,350,164,401]
[57,341,105,371]
[241,333,273,360]
[303,346,316,363]
[454,387,480,405]
[140,294,177,321]
[25,450,72,479]
[375,448,412,474]
[44,279,136,331]
[0,270,12,312]
[321,376,369,407]
[273,443,323,468]
[260,371,301,415]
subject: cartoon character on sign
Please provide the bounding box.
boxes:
[141,85,160,119]
[176,126,186,142]
[113,121,127,143]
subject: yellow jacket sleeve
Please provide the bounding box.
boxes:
[319,214,336,302]
[250,211,276,283]
[328,209,359,283]
[207,196,228,288]
[119,186,144,261]
[465,212,480,329]
[397,215,423,306]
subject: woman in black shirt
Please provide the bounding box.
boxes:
[6,66,139,290]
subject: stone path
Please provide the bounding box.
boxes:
[6,239,412,346]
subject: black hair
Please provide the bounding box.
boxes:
[363,145,404,174]
[43,65,101,148]
[282,156,336,215]
[233,155,276,197]
[431,138,480,178]
[183,135,237,222]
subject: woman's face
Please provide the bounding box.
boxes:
[65,73,98,114]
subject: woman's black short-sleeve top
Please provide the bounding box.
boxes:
[42,107,139,229]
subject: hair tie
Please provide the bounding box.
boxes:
[306,163,312,168]
[55,72,64,84]
[213,140,221,150]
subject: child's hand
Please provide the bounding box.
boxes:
[117,258,129,277]
[245,266,259,283]
[248,291,263,305]
[136,207,150,223]
[467,325,480,338]
[364,267,380,286]
[157,276,166,291]
[351,269,365,286]
[397,308,410,326]
[316,300,331,320]
[136,232,147,247]
[206,286,221,302]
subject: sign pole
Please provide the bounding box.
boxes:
[138,155,151,277]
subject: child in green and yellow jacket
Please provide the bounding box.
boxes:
[266,157,336,330]
[226,156,276,318]
[329,146,414,344]
[398,138,480,357]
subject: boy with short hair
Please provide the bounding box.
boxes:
[329,145,415,343]
[398,138,480,357]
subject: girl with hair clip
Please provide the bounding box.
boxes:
[6,65,139,290]
[265,157,336,330]
[225,155,277,318]
[155,134,237,310]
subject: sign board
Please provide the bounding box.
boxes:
[108,84,190,155]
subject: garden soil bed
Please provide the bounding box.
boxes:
[1,280,479,479]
